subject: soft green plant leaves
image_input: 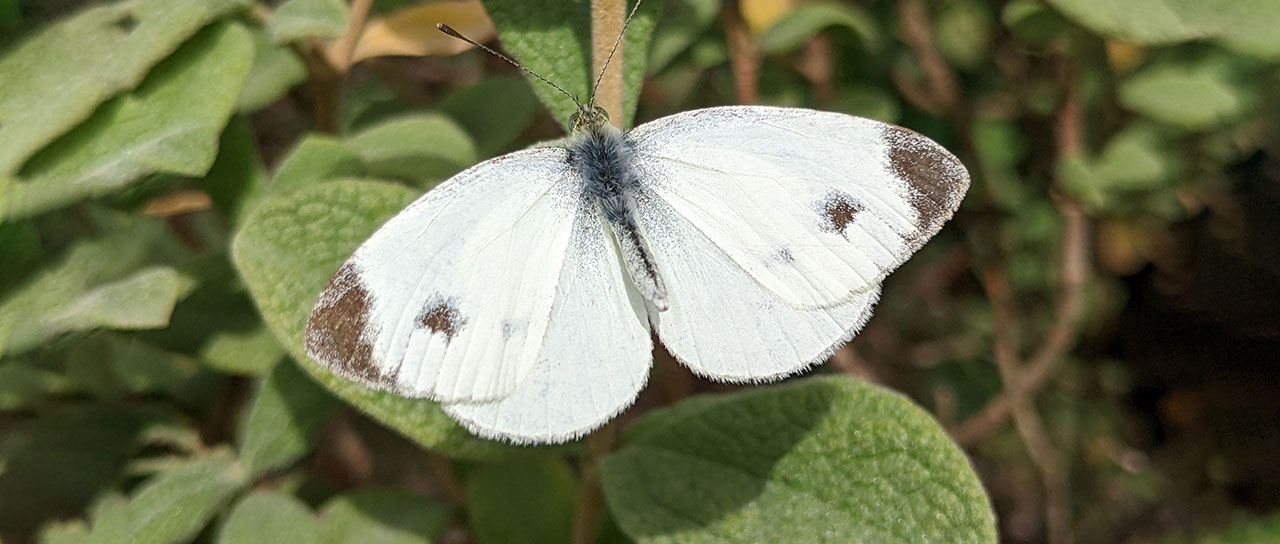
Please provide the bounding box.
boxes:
[438,76,540,156]
[1045,0,1280,60]
[0,0,249,176]
[600,377,997,543]
[320,488,452,544]
[238,360,340,477]
[0,404,171,531]
[3,22,254,220]
[1092,125,1180,191]
[467,458,579,544]
[935,0,994,70]
[1159,513,1280,544]
[0,214,190,357]
[231,179,522,459]
[345,114,477,185]
[757,1,881,55]
[75,449,248,544]
[485,0,659,129]
[239,29,309,112]
[218,490,321,544]
[269,0,350,43]
[648,0,721,73]
[269,136,366,195]
[203,117,270,223]
[1119,61,1254,130]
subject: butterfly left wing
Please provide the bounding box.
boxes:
[443,206,652,443]
[628,105,969,308]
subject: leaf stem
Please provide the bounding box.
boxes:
[572,423,616,544]
[591,0,626,124]
[720,0,759,104]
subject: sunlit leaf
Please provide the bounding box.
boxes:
[345,114,477,186]
[239,28,308,112]
[601,377,997,543]
[1045,0,1280,60]
[1119,60,1255,130]
[328,0,495,70]
[757,1,880,55]
[2,22,254,220]
[217,490,321,544]
[238,360,340,477]
[269,0,349,43]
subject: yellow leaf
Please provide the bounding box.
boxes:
[327,0,495,69]
[740,0,797,35]
[1105,40,1145,73]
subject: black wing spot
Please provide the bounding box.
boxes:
[819,191,864,235]
[417,296,466,341]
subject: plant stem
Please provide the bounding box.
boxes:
[572,423,616,544]
[591,0,626,124]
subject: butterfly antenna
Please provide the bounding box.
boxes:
[436,23,583,109]
[589,0,645,105]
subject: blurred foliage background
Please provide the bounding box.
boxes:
[1,0,1279,543]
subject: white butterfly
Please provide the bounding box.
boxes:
[304,16,969,444]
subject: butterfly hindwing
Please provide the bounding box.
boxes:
[629,105,969,308]
[443,207,653,443]
[305,148,583,403]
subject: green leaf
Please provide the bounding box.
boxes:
[2,21,255,220]
[0,214,190,357]
[320,488,452,544]
[438,76,540,156]
[0,0,249,176]
[79,449,248,544]
[345,114,477,186]
[0,404,171,532]
[935,0,994,70]
[1119,61,1254,130]
[1092,124,1179,191]
[239,28,308,112]
[202,116,269,223]
[647,0,721,74]
[1045,0,1280,60]
[1159,513,1280,544]
[218,490,321,544]
[485,0,659,129]
[0,360,65,410]
[467,458,579,544]
[238,360,341,477]
[600,376,997,543]
[269,136,367,196]
[832,86,901,123]
[269,0,350,43]
[231,179,523,459]
[61,333,204,400]
[758,1,881,55]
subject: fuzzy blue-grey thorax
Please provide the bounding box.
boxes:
[564,105,668,310]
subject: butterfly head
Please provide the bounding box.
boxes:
[570,105,611,133]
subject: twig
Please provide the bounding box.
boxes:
[720,0,759,104]
[572,424,616,544]
[336,0,375,72]
[896,0,958,112]
[591,0,626,124]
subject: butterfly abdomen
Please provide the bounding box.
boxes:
[567,124,668,310]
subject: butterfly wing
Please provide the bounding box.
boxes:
[305,148,585,403]
[637,193,880,381]
[443,207,652,443]
[629,105,969,308]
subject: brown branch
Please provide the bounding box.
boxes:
[572,423,617,544]
[591,0,626,124]
[336,0,375,72]
[720,0,759,104]
[896,0,958,112]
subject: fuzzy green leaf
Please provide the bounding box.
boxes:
[217,490,321,544]
[647,0,721,73]
[231,179,523,459]
[1119,61,1254,130]
[238,360,340,477]
[202,117,270,223]
[1045,0,1280,60]
[484,0,659,129]
[467,458,579,544]
[600,377,997,544]
[438,76,540,156]
[2,22,254,220]
[269,0,349,43]
[0,0,249,176]
[320,488,452,544]
[79,449,248,544]
[757,1,881,55]
[239,28,308,112]
[0,214,190,357]
[345,114,477,186]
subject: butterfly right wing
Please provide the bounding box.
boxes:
[305,148,581,403]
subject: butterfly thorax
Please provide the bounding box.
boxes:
[565,106,669,310]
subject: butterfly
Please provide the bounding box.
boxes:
[304,17,969,445]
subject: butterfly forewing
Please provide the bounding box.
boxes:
[305,148,582,403]
[629,106,969,309]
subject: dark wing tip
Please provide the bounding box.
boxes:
[881,124,971,235]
